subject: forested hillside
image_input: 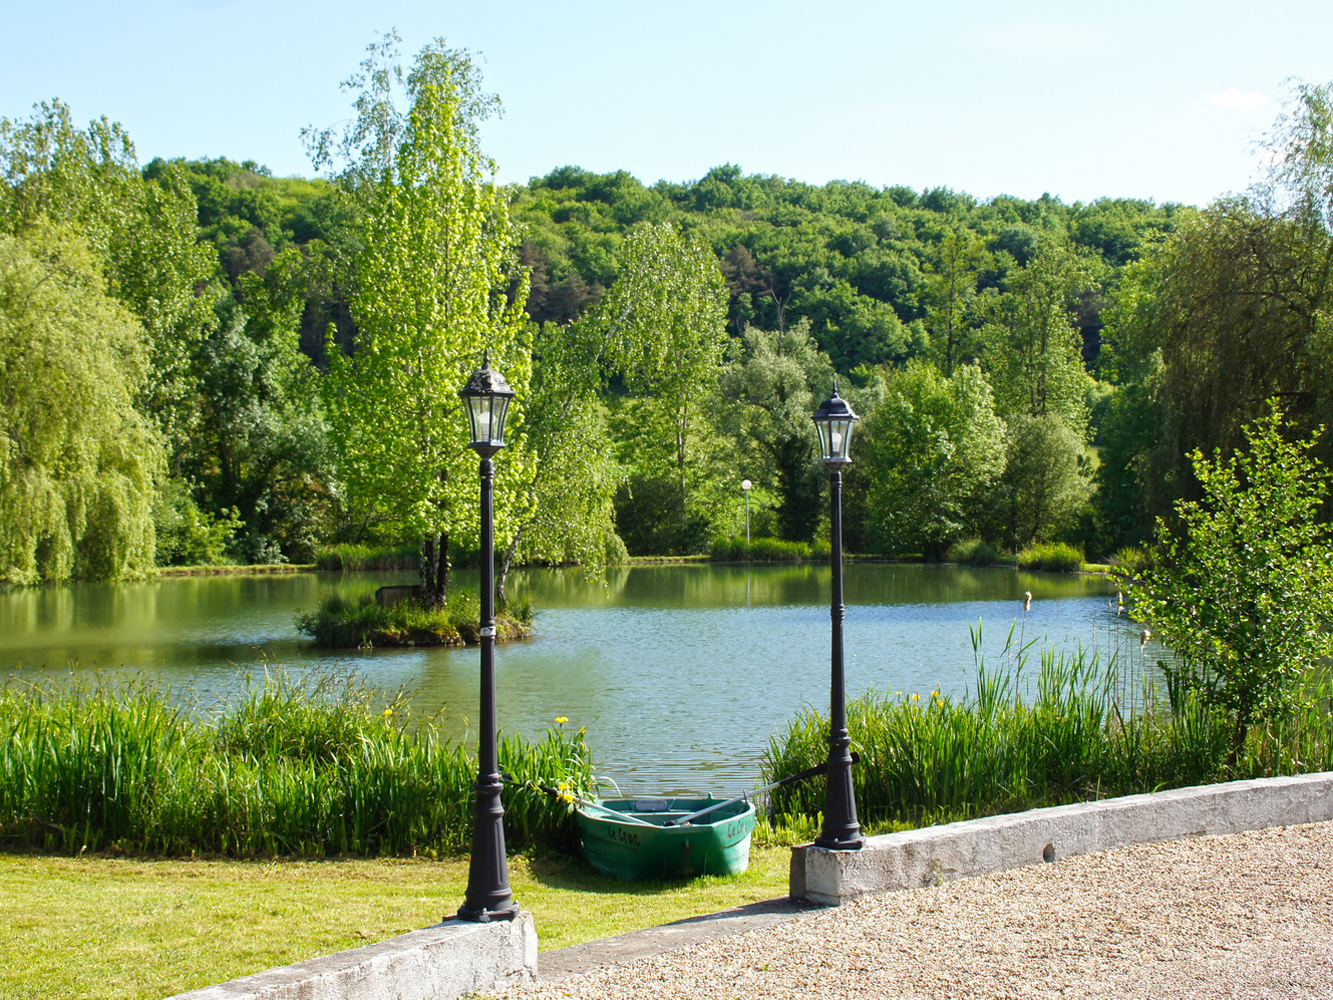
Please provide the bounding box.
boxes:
[3,40,1332,583]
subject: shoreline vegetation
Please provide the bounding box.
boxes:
[766,636,1333,833]
[0,671,581,858]
[3,647,1329,862]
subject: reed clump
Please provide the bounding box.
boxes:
[313,544,420,571]
[0,671,591,857]
[709,537,831,563]
[1016,541,1085,572]
[945,537,1003,567]
[764,634,1333,830]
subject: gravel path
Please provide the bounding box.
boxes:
[494,821,1333,999]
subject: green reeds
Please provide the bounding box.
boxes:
[1015,541,1085,572]
[764,631,1333,831]
[0,671,592,858]
[708,537,831,563]
[313,544,421,571]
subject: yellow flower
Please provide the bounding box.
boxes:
[382,708,394,718]
[911,693,920,702]
[554,716,569,725]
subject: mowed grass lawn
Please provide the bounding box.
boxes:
[0,846,790,1000]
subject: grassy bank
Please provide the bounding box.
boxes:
[0,672,583,858]
[155,563,315,577]
[0,846,789,1000]
[764,634,1333,829]
[295,590,533,648]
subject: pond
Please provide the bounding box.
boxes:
[0,563,1155,796]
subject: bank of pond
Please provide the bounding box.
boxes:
[2,655,1329,861]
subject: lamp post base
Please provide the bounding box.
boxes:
[456,900,521,923]
[814,829,866,851]
[814,740,864,851]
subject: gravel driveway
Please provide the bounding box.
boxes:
[493,821,1333,999]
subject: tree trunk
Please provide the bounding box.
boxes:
[1228,712,1249,769]
[419,531,450,607]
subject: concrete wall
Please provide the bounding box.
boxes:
[790,772,1333,906]
[167,913,537,1000]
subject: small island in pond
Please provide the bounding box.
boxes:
[297,586,533,649]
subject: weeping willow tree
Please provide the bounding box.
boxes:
[0,224,162,584]
[0,100,215,446]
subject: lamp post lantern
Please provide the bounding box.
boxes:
[741,479,752,549]
[811,384,864,851]
[457,350,520,922]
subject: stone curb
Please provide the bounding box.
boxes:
[790,771,1333,905]
[165,913,536,1000]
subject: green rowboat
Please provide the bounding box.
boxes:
[575,797,757,880]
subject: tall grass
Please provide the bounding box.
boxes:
[314,544,420,571]
[764,631,1333,830]
[1015,541,1085,572]
[945,538,1003,567]
[0,672,592,857]
[709,537,831,562]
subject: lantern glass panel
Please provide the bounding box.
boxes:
[465,393,510,449]
[815,417,856,462]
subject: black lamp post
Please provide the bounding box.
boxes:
[457,350,520,922]
[811,384,865,851]
[741,479,752,550]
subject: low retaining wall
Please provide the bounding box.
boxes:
[167,913,537,1000]
[790,771,1333,906]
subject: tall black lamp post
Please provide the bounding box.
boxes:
[457,351,520,922]
[811,384,865,851]
[741,479,752,550]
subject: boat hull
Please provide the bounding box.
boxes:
[575,797,756,880]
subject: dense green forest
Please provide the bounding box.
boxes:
[4,36,1333,587]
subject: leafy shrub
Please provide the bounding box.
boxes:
[945,537,1000,566]
[153,478,242,566]
[1130,406,1333,755]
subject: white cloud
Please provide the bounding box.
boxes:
[1202,87,1267,112]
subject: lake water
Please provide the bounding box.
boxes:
[0,563,1154,795]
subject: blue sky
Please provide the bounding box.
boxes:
[4,0,1330,206]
